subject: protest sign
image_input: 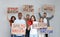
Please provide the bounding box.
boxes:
[11,23,26,35]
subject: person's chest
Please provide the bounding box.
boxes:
[43,18,47,24]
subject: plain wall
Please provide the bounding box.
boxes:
[0,0,60,37]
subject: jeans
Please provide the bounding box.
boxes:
[11,34,13,37]
[15,35,25,37]
[11,34,16,37]
[25,29,30,37]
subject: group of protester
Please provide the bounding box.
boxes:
[9,9,54,37]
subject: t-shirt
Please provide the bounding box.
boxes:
[44,18,47,24]
[14,19,26,36]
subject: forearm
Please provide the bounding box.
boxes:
[48,15,54,20]
[38,12,42,18]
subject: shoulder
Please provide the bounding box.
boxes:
[21,19,26,22]
[14,19,18,21]
[14,19,19,23]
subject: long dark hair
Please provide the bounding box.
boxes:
[31,15,36,21]
[10,16,16,23]
[39,17,44,22]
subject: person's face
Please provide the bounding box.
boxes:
[39,18,43,22]
[31,17,34,21]
[12,17,15,21]
[43,14,47,17]
[26,15,30,19]
[18,14,22,19]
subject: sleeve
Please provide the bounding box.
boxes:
[38,13,42,18]
[47,15,54,20]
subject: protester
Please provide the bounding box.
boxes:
[38,17,47,37]
[38,8,54,37]
[8,16,16,37]
[9,16,16,27]
[24,14,32,37]
[14,12,26,37]
[30,15,38,37]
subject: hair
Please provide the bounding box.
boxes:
[39,17,44,22]
[43,12,47,14]
[31,15,36,21]
[10,16,16,23]
[26,14,30,16]
[18,12,22,15]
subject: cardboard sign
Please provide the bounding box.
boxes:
[43,4,55,11]
[40,27,53,34]
[11,23,26,35]
[33,22,47,29]
[32,22,53,34]
[38,23,47,28]
[32,22,39,29]
[7,7,18,13]
[23,5,34,12]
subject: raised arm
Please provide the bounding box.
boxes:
[7,13,10,22]
[47,13,54,20]
[39,12,42,18]
[38,8,42,18]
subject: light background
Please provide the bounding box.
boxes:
[0,0,60,37]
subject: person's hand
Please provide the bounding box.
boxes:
[27,26,30,30]
[51,8,55,15]
[52,12,54,15]
[28,27,30,30]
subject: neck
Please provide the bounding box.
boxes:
[40,22,42,23]
[19,18,21,20]
[27,18,29,20]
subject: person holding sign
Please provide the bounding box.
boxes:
[30,15,38,37]
[38,8,54,37]
[38,17,47,37]
[24,14,32,37]
[13,12,26,37]
[9,16,16,27]
[7,16,16,37]
[38,17,47,28]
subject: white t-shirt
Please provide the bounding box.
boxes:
[44,18,47,24]
[30,21,38,35]
[14,19,26,24]
[14,19,26,36]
